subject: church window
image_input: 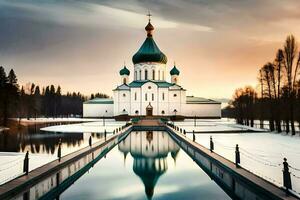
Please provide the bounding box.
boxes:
[123,78,126,84]
[135,71,137,80]
[145,93,147,101]
[152,93,154,101]
[162,93,165,101]
[148,86,151,89]
[145,70,148,80]
[173,93,177,97]
[123,93,126,97]
[134,92,137,101]
[135,110,139,114]
[161,110,165,115]
[152,70,155,80]
[139,70,142,80]
[158,70,160,80]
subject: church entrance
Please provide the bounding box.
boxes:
[146,103,153,116]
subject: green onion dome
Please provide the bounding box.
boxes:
[170,66,180,75]
[119,66,130,76]
[132,21,167,64]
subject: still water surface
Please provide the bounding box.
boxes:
[60,131,230,200]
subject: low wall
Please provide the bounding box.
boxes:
[83,103,114,117]
[183,103,221,117]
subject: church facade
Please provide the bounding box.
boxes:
[83,20,221,118]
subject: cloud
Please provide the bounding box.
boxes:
[0,0,300,98]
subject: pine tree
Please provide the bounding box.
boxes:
[7,69,18,86]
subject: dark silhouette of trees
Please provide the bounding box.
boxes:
[0,67,109,126]
[224,35,300,134]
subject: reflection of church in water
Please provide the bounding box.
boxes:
[118,131,180,199]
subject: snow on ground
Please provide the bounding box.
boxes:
[174,119,300,193]
[0,152,56,185]
[0,127,9,132]
[184,131,300,193]
[10,117,103,124]
[41,120,127,133]
[173,118,265,132]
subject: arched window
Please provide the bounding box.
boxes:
[123,78,126,84]
[152,70,155,80]
[145,70,148,80]
[134,92,137,101]
[174,77,177,84]
[145,93,148,101]
[134,71,137,80]
[158,70,160,80]
[162,93,165,101]
[139,70,142,80]
[161,110,165,115]
[152,93,154,101]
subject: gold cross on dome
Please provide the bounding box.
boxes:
[147,11,152,21]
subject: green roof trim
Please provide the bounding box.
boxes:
[119,66,130,75]
[132,37,167,64]
[128,80,174,88]
[83,98,114,104]
[186,96,221,104]
[170,66,180,75]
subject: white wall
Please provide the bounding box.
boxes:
[182,103,221,117]
[134,62,166,81]
[83,104,114,117]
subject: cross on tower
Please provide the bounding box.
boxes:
[147,11,152,22]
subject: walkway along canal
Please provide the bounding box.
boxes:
[0,119,299,200]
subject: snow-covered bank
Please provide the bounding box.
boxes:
[41,121,127,133]
[174,119,266,133]
[0,152,56,185]
[10,117,103,124]
[0,127,9,132]
[185,131,300,193]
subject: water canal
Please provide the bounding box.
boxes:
[1,120,300,199]
[60,131,230,200]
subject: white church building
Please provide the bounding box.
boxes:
[83,19,221,118]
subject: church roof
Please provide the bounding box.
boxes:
[83,98,114,104]
[128,80,174,88]
[170,66,180,75]
[119,66,130,76]
[132,21,167,64]
[186,96,220,104]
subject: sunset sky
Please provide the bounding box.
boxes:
[1,0,300,99]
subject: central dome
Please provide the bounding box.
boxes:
[132,21,167,64]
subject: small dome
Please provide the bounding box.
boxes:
[170,66,180,75]
[119,66,130,76]
[145,22,154,37]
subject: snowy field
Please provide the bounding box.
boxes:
[173,118,265,132]
[190,133,300,194]
[10,117,103,124]
[0,152,56,185]
[41,120,127,133]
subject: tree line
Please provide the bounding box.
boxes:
[223,35,300,135]
[0,67,109,126]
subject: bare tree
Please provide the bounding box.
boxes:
[283,35,300,135]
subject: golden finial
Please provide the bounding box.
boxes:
[145,11,154,37]
[147,11,152,22]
